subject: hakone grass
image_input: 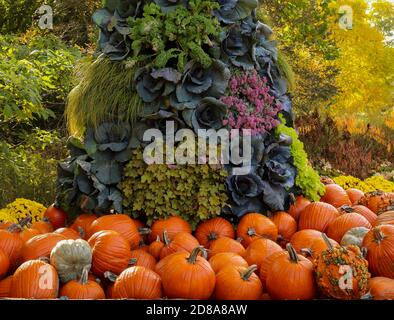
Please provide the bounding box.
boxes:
[66,56,143,136]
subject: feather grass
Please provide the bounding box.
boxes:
[66,56,143,137]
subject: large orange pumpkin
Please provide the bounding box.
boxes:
[208,237,246,258]
[87,214,140,249]
[290,229,323,253]
[288,196,311,221]
[259,250,287,286]
[112,266,162,299]
[298,202,339,232]
[214,265,263,300]
[358,191,394,214]
[70,214,97,239]
[89,230,132,277]
[59,267,105,299]
[300,235,339,261]
[195,217,234,247]
[160,247,215,299]
[0,249,10,279]
[129,249,156,270]
[349,205,377,226]
[159,231,200,260]
[0,276,12,297]
[19,228,41,244]
[44,205,67,229]
[30,220,54,234]
[326,212,371,243]
[271,212,297,246]
[365,277,394,300]
[321,184,351,208]
[0,227,23,266]
[208,252,248,274]
[54,227,81,240]
[236,213,278,247]
[374,210,394,227]
[149,216,192,242]
[362,225,394,278]
[10,260,59,299]
[346,188,364,205]
[20,233,67,262]
[244,238,282,269]
[266,244,316,300]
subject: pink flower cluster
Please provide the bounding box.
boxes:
[221,71,282,135]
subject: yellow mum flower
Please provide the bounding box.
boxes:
[0,198,46,224]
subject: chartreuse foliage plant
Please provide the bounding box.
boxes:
[276,115,325,201]
[120,148,229,228]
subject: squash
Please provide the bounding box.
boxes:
[208,252,248,274]
[50,239,92,283]
[0,249,10,279]
[288,196,311,221]
[20,233,67,262]
[349,205,377,225]
[19,228,41,244]
[54,227,81,240]
[159,231,200,259]
[363,277,394,300]
[30,220,54,234]
[149,216,192,242]
[148,236,164,260]
[259,250,287,286]
[195,217,234,247]
[129,249,156,270]
[159,247,215,299]
[44,204,67,229]
[321,184,351,208]
[314,234,370,299]
[358,191,394,214]
[270,212,297,246]
[208,237,246,258]
[0,227,23,266]
[10,260,59,299]
[266,244,316,300]
[300,235,339,261]
[290,229,323,253]
[214,265,263,300]
[340,227,369,247]
[346,188,364,205]
[244,238,282,269]
[236,213,278,247]
[374,210,394,227]
[70,214,97,239]
[0,276,12,298]
[59,266,105,299]
[326,212,371,243]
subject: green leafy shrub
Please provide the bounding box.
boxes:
[276,116,325,201]
[0,32,82,123]
[120,148,229,228]
[0,129,67,208]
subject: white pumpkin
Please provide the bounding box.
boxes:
[340,227,369,248]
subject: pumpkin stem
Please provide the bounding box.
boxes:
[139,227,151,235]
[207,232,218,241]
[104,271,118,283]
[240,265,258,281]
[77,226,85,239]
[301,248,313,257]
[187,246,207,264]
[79,265,90,285]
[361,247,368,259]
[246,227,257,237]
[373,228,385,243]
[19,216,32,228]
[321,233,334,251]
[163,230,170,245]
[128,258,138,266]
[286,243,299,263]
[339,205,353,213]
[42,217,50,223]
[6,223,22,233]
[38,256,50,263]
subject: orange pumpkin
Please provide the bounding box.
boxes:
[159,247,215,299]
[20,233,67,262]
[290,229,323,253]
[236,213,278,247]
[19,228,40,244]
[87,214,140,249]
[259,250,287,286]
[300,235,339,261]
[288,196,311,221]
[358,191,394,214]
[148,236,164,260]
[112,266,162,299]
[30,220,54,234]
[59,267,105,299]
[298,202,339,232]
[0,249,10,279]
[266,244,316,300]
[43,205,67,229]
[0,222,13,230]
[0,227,23,267]
[214,265,263,300]
[209,252,248,274]
[89,230,132,277]
[195,217,235,247]
[159,231,200,259]
[327,212,371,243]
[271,212,297,246]
[346,188,365,205]
[54,227,81,240]
[350,205,377,226]
[365,277,394,300]
[129,249,156,270]
[0,276,12,297]
[362,225,394,278]
[149,216,192,242]
[374,210,394,227]
[10,260,59,299]
[244,238,282,269]
[209,237,246,258]
[321,184,351,208]
[70,214,97,239]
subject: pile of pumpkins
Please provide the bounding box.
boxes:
[0,182,394,300]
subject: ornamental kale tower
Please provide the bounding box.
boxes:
[56,0,323,227]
